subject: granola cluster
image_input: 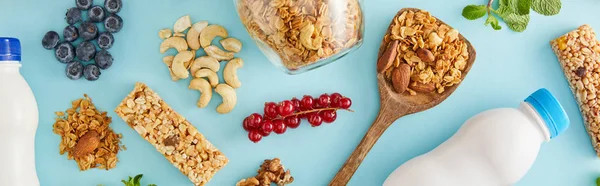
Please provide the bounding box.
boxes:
[551,24,600,157]
[115,82,228,186]
[52,94,123,171]
[382,10,469,95]
[237,0,363,70]
[236,158,294,186]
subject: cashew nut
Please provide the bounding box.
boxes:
[204,45,234,61]
[215,84,237,114]
[200,25,228,48]
[173,15,192,33]
[173,32,185,37]
[158,28,172,40]
[189,78,212,108]
[300,23,323,50]
[187,21,209,50]
[224,58,243,88]
[162,56,180,81]
[190,56,220,75]
[172,51,194,79]
[194,69,219,87]
[220,38,242,53]
[160,37,188,53]
[187,50,196,70]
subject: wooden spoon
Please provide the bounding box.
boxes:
[329,8,477,186]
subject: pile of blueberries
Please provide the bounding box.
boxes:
[41,0,123,81]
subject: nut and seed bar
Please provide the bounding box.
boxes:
[551,24,600,156]
[115,82,228,185]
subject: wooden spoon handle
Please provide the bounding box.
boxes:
[329,109,398,186]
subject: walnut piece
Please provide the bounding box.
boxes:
[237,158,294,186]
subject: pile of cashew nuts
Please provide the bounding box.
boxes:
[159,15,244,114]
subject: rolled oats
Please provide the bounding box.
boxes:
[237,0,363,70]
[551,24,600,157]
[52,94,123,171]
[114,82,228,186]
[381,9,470,95]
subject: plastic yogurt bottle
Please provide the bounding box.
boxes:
[383,88,569,186]
[0,37,40,186]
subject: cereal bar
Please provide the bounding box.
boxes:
[551,24,600,156]
[114,82,228,185]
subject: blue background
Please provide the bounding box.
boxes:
[1,0,600,185]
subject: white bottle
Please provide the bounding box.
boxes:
[0,37,40,186]
[383,88,569,186]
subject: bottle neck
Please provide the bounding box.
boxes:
[519,102,551,142]
[0,62,21,74]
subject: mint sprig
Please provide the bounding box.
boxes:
[462,0,561,32]
[121,174,157,186]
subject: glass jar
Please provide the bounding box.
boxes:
[235,0,365,74]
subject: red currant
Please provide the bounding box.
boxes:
[313,98,323,108]
[320,110,337,123]
[248,130,263,143]
[277,100,295,117]
[308,112,323,127]
[300,95,313,109]
[290,98,301,111]
[284,116,301,128]
[259,120,274,136]
[273,119,287,134]
[264,102,278,119]
[318,94,331,107]
[330,93,343,107]
[339,98,352,109]
[243,117,252,131]
[247,113,263,129]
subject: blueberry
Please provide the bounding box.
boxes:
[104,14,123,33]
[63,25,79,42]
[76,41,96,61]
[76,0,93,10]
[79,21,98,41]
[96,32,114,49]
[88,6,105,22]
[65,7,81,25]
[42,31,60,50]
[55,42,75,63]
[83,64,101,81]
[95,50,113,69]
[104,0,122,14]
[65,61,84,80]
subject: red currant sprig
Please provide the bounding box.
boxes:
[243,93,353,143]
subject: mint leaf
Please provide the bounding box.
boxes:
[596,177,600,186]
[532,0,561,16]
[517,0,532,15]
[503,13,530,32]
[148,184,157,186]
[485,16,502,30]
[462,5,488,20]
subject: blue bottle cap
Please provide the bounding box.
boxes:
[524,88,570,139]
[0,37,21,61]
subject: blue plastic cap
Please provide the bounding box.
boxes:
[0,37,21,61]
[524,88,570,139]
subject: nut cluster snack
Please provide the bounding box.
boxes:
[52,94,123,171]
[115,82,228,186]
[236,0,363,70]
[551,24,600,156]
[236,158,293,186]
[159,15,243,114]
[378,10,470,95]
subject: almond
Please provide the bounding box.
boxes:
[416,48,435,63]
[392,63,411,93]
[377,40,399,73]
[410,82,436,93]
[72,130,100,158]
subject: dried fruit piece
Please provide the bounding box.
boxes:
[220,38,242,53]
[392,64,411,93]
[187,21,209,50]
[204,45,234,61]
[72,130,100,158]
[173,15,192,33]
[160,37,188,53]
[200,25,228,48]
[299,24,323,50]
[377,40,399,73]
